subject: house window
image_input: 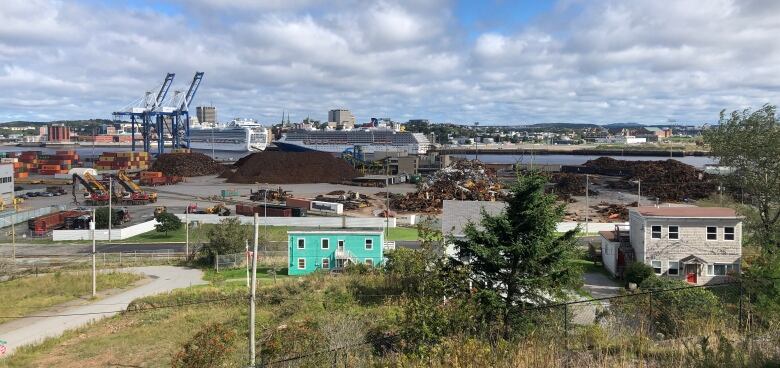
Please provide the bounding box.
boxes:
[724,227,735,241]
[668,261,679,276]
[668,226,679,240]
[321,238,329,249]
[365,259,374,267]
[706,226,717,240]
[297,238,305,249]
[297,258,305,270]
[708,263,737,276]
[365,238,373,250]
[651,260,662,275]
[321,258,329,269]
[651,225,662,239]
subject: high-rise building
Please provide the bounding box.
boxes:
[328,108,355,129]
[196,106,217,125]
[47,124,71,142]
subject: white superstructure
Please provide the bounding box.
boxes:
[188,118,269,152]
[275,128,430,154]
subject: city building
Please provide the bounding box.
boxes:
[196,106,217,125]
[0,163,14,207]
[328,108,355,129]
[600,206,742,284]
[47,124,71,142]
[287,229,385,275]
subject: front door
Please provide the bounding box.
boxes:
[338,240,344,252]
[685,264,698,284]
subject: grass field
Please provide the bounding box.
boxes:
[204,266,290,285]
[0,271,142,319]
[384,226,420,241]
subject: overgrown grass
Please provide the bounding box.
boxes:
[385,226,420,241]
[3,270,779,368]
[0,271,142,319]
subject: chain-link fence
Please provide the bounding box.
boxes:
[214,251,288,271]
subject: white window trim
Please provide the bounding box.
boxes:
[706,226,717,241]
[337,239,345,249]
[707,263,734,276]
[724,226,735,241]
[297,258,306,270]
[651,260,662,275]
[651,225,662,239]
[365,237,373,250]
[668,225,680,240]
[321,238,329,249]
[297,238,305,249]
[321,258,330,269]
[668,261,679,276]
[365,258,374,266]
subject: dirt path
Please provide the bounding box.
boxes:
[0,266,205,357]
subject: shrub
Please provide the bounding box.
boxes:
[625,262,655,286]
[154,212,182,235]
[640,277,724,337]
[171,322,237,368]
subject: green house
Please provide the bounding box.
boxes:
[287,229,385,275]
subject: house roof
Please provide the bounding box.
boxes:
[680,254,707,264]
[287,228,384,235]
[632,206,738,218]
[442,200,507,237]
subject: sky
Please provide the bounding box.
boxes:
[2,0,780,125]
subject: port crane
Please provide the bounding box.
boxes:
[112,170,158,204]
[72,172,110,205]
[112,72,204,155]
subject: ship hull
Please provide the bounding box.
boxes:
[274,140,426,154]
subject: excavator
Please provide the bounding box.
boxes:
[112,170,158,205]
[72,172,111,205]
[186,203,231,216]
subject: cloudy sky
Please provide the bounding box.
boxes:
[2,0,780,125]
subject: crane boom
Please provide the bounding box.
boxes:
[152,73,175,111]
[178,72,204,112]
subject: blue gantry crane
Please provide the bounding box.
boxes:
[112,71,204,155]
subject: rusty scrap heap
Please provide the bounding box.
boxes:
[391,160,504,213]
[584,157,715,202]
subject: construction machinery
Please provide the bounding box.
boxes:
[72,173,110,205]
[250,187,291,202]
[113,170,158,204]
[186,203,231,216]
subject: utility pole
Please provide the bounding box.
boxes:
[637,179,641,206]
[245,239,250,288]
[473,122,480,161]
[107,177,112,245]
[585,174,589,234]
[11,193,17,270]
[91,208,96,297]
[185,211,189,259]
[249,213,259,366]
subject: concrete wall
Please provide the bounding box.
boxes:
[176,214,396,228]
[53,219,160,241]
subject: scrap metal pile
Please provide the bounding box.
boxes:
[593,201,638,221]
[584,157,715,202]
[315,191,370,210]
[150,152,224,177]
[391,160,504,213]
[547,173,599,200]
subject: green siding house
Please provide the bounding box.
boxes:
[287,229,385,275]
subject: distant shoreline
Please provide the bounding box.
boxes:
[437,145,709,157]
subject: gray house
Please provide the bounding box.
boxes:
[600,206,742,284]
[441,200,507,256]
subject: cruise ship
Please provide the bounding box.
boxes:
[187,118,269,152]
[274,128,431,154]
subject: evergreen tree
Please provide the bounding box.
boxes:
[454,172,581,338]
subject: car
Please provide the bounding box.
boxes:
[42,192,54,197]
[27,192,38,197]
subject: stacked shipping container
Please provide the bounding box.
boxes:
[4,150,80,177]
[94,151,150,171]
[28,210,90,236]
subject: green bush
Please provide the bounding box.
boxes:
[154,212,182,235]
[640,277,724,337]
[625,262,655,286]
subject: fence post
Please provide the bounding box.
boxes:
[215,252,219,272]
[119,252,122,266]
[134,251,137,265]
[738,281,744,331]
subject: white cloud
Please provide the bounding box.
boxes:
[1,0,780,124]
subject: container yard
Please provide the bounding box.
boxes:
[3,150,80,178]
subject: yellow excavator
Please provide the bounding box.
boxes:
[113,170,158,204]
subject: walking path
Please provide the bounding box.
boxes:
[0,266,205,357]
[572,271,623,325]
